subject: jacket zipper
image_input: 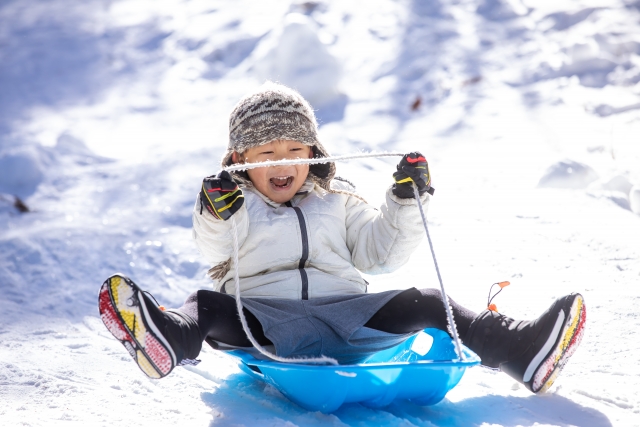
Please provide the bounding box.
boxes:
[286,202,309,300]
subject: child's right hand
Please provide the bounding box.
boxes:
[199,171,244,220]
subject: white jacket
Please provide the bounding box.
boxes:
[192,180,429,299]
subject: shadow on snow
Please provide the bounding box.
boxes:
[201,371,612,426]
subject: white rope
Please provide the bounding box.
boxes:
[222,151,404,173]
[230,216,338,365]
[412,184,465,361]
[226,151,464,365]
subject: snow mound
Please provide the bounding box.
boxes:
[253,13,341,109]
[601,175,633,195]
[537,160,598,189]
[591,102,640,117]
[476,0,528,21]
[630,185,640,215]
[203,36,264,79]
[586,175,635,211]
[0,146,45,198]
[55,133,95,157]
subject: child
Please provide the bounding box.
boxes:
[99,82,586,394]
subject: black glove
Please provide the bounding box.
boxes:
[392,152,434,199]
[199,171,244,220]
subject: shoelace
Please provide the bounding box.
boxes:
[143,290,161,307]
[487,281,511,312]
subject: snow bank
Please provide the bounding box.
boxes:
[537,159,598,189]
[630,185,640,215]
[520,5,640,89]
[476,0,528,21]
[0,146,45,198]
[0,0,123,129]
[584,174,636,211]
[55,133,95,157]
[601,174,634,195]
[253,13,342,109]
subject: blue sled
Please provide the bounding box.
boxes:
[227,328,480,412]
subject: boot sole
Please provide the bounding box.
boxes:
[529,294,586,393]
[99,274,176,379]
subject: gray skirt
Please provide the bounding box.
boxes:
[241,290,415,365]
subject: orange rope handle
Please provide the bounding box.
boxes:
[487,281,511,312]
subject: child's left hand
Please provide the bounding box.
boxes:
[392,152,434,199]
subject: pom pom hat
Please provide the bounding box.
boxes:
[221,82,335,190]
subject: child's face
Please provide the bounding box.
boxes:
[236,139,313,203]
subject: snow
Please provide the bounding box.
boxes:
[538,160,599,189]
[253,13,343,109]
[0,146,45,198]
[1,0,639,425]
[631,185,640,214]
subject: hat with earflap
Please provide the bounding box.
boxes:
[221,82,335,190]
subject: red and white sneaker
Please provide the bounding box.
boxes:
[99,274,201,379]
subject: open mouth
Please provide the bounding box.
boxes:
[270,176,294,189]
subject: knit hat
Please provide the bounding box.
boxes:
[221,82,335,190]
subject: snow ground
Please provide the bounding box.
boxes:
[1,0,639,425]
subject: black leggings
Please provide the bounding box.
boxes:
[179,288,477,348]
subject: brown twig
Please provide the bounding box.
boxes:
[14,196,29,213]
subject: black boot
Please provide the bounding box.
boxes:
[464,293,586,393]
[99,274,203,379]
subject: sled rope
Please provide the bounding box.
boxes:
[223,151,405,172]
[227,152,465,364]
[230,215,338,365]
[412,184,465,361]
